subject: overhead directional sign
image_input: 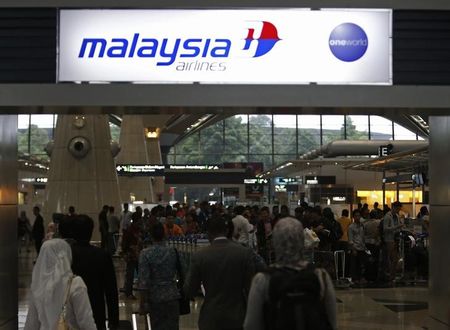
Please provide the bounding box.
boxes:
[116,164,222,176]
[169,165,220,170]
[244,178,269,184]
[116,165,165,176]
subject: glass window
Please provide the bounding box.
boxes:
[273,115,296,155]
[18,115,30,129]
[175,132,200,164]
[345,115,369,140]
[249,115,272,154]
[249,154,272,171]
[167,154,175,164]
[370,116,393,140]
[322,115,345,145]
[225,115,248,154]
[298,115,320,154]
[200,121,224,154]
[109,123,121,141]
[274,154,296,165]
[30,115,55,162]
[174,154,201,164]
[18,115,30,155]
[394,123,417,140]
[222,154,248,163]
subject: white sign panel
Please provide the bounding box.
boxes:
[58,9,392,84]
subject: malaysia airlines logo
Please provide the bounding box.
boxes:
[243,21,281,57]
[77,21,280,72]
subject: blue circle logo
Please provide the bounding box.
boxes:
[329,23,368,62]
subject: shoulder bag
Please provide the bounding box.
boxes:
[57,275,75,330]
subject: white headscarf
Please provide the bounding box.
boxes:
[273,217,305,266]
[30,238,73,329]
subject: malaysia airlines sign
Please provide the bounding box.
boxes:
[58,9,392,84]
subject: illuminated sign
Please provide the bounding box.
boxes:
[244,178,269,184]
[246,184,264,198]
[274,177,298,185]
[116,164,221,176]
[305,176,336,185]
[275,185,287,192]
[59,9,391,84]
[169,165,220,170]
[378,144,393,157]
[116,165,165,176]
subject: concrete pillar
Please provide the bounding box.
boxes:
[142,115,171,202]
[0,115,18,330]
[428,116,450,329]
[43,114,121,240]
[146,137,164,202]
[117,115,154,203]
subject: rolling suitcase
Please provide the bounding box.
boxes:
[132,312,152,330]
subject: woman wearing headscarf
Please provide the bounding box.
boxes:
[24,238,97,330]
[244,217,337,330]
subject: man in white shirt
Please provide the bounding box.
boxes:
[120,203,132,231]
[232,205,254,247]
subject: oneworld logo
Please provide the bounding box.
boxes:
[329,23,368,62]
[78,21,279,70]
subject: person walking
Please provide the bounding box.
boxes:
[138,223,181,330]
[383,201,404,282]
[24,238,97,330]
[99,205,109,251]
[18,210,32,253]
[122,212,143,299]
[69,215,120,330]
[348,210,367,285]
[184,215,255,330]
[107,206,121,255]
[31,206,45,256]
[244,217,336,330]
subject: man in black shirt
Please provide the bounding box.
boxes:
[62,215,119,330]
[31,206,44,255]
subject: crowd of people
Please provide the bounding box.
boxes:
[21,200,429,330]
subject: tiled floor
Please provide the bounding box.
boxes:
[18,250,429,329]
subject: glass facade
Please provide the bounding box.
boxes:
[17,114,422,170]
[18,114,57,163]
[169,115,423,170]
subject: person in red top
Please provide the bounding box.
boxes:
[164,213,184,237]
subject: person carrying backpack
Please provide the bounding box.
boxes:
[244,217,337,330]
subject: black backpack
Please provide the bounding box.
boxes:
[329,219,343,242]
[323,217,343,242]
[263,264,333,330]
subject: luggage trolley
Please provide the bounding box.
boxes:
[313,250,351,288]
[334,250,351,288]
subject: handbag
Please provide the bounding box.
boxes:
[57,275,75,330]
[174,249,191,315]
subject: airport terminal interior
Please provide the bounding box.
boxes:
[1,1,450,330]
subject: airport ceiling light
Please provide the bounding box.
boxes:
[145,127,161,139]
